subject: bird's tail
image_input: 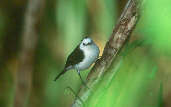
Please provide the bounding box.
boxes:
[54,69,66,81]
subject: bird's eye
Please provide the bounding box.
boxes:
[83,43,86,45]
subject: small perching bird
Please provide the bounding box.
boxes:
[54,37,100,86]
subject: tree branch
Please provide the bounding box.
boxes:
[72,0,141,106]
[14,0,45,107]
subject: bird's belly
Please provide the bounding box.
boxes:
[76,52,98,70]
[76,57,96,70]
[75,44,100,71]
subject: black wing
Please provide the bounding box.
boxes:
[65,45,84,68]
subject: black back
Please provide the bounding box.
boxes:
[54,42,85,81]
[65,44,84,68]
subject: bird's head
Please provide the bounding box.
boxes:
[81,37,93,46]
[80,37,94,49]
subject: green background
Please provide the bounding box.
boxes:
[0,0,171,106]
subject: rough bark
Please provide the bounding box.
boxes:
[14,0,45,107]
[72,0,142,106]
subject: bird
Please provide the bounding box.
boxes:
[54,36,100,87]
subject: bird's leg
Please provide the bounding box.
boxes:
[77,70,89,89]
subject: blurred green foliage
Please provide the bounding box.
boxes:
[56,0,87,51]
[138,0,171,55]
[0,0,171,107]
[85,47,161,107]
